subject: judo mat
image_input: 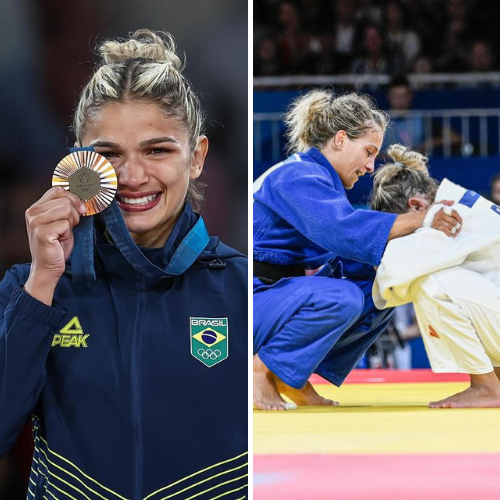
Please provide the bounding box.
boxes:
[254,369,500,500]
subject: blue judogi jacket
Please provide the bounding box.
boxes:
[253,147,397,283]
[0,202,248,500]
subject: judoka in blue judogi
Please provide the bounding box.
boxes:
[254,147,397,408]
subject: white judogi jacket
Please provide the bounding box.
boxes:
[373,179,500,309]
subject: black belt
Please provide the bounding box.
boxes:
[253,260,306,284]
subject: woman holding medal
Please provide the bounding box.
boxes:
[0,29,248,499]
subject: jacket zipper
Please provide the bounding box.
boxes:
[132,284,146,500]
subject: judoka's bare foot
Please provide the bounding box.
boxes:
[253,354,296,411]
[429,372,500,408]
[274,377,339,407]
[494,367,500,381]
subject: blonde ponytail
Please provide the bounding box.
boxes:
[370,144,438,214]
[284,90,389,154]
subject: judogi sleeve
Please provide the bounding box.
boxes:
[0,266,66,456]
[270,166,397,266]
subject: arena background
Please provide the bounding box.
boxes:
[0,0,247,496]
[254,0,500,369]
[254,1,500,499]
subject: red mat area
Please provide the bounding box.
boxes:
[254,454,500,500]
[310,369,469,384]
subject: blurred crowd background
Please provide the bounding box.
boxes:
[0,0,247,496]
[254,0,499,77]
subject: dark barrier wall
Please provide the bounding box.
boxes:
[254,88,500,204]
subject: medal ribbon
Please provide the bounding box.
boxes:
[70,147,98,281]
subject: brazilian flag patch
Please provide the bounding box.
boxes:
[190,317,228,367]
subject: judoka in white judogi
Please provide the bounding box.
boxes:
[374,178,500,375]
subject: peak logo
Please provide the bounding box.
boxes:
[52,316,90,348]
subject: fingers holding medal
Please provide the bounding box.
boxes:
[25,187,86,280]
[25,151,117,280]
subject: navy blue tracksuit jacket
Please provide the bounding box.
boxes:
[0,202,248,499]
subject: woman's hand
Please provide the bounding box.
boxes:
[24,187,86,304]
[424,200,463,238]
[388,200,463,241]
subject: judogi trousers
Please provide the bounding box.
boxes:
[411,267,500,374]
[253,275,394,388]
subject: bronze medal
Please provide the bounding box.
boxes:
[52,150,118,216]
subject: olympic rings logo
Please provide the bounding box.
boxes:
[197,348,222,360]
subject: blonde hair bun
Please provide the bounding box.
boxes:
[99,29,183,69]
[75,28,204,209]
[386,143,429,174]
[370,144,438,213]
